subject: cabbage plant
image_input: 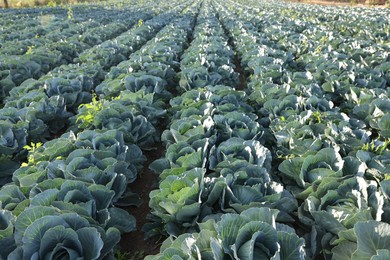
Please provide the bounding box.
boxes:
[146,207,305,260]
[8,206,121,260]
[0,210,16,259]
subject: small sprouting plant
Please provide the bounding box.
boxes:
[277,151,296,160]
[67,6,74,20]
[76,94,103,129]
[114,248,145,260]
[319,35,329,44]
[26,45,35,55]
[362,141,375,152]
[47,1,57,7]
[182,7,190,13]
[376,139,389,155]
[130,250,145,260]
[24,142,43,152]
[314,45,322,54]
[362,139,390,155]
[22,142,43,166]
[114,249,130,260]
[310,111,322,124]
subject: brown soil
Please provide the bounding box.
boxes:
[118,144,165,259]
[233,55,247,91]
[218,13,247,92]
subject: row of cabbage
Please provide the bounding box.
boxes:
[1,0,388,258]
[226,0,389,92]
[145,1,305,259]
[0,11,130,56]
[77,1,200,148]
[0,3,140,45]
[0,1,187,186]
[219,0,389,189]
[80,0,202,170]
[147,0,388,259]
[0,5,63,19]
[0,2,201,259]
[223,0,389,158]
[0,2,159,103]
[215,0,390,259]
[239,0,389,45]
[0,12,69,44]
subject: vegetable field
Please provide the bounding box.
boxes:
[0,0,389,259]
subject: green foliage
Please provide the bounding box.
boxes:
[47,1,57,7]
[362,139,390,155]
[25,45,35,55]
[23,142,43,152]
[115,250,131,260]
[76,94,103,129]
[0,0,389,260]
[67,6,74,20]
[130,250,145,260]
[147,208,306,259]
[116,250,148,260]
[22,142,42,166]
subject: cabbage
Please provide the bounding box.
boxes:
[147,208,305,260]
[9,206,120,260]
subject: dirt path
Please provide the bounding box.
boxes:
[118,144,165,259]
[118,9,200,259]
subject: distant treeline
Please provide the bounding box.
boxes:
[294,0,387,5]
[333,0,386,4]
[1,0,103,8]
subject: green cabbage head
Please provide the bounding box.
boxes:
[8,206,120,260]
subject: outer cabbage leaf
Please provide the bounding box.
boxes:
[209,137,272,172]
[352,221,390,260]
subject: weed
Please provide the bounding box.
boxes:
[114,249,145,260]
[47,1,57,7]
[22,142,43,166]
[67,6,74,20]
[76,94,104,129]
[115,250,130,260]
[26,45,35,55]
[362,139,390,155]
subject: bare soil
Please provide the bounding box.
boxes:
[118,144,165,259]
[233,55,247,91]
[118,13,198,260]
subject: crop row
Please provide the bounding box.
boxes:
[0,2,143,45]
[226,0,389,93]
[147,0,390,259]
[215,1,390,258]
[0,1,201,259]
[0,0,190,187]
[0,2,161,102]
[145,1,303,259]
[0,0,389,259]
